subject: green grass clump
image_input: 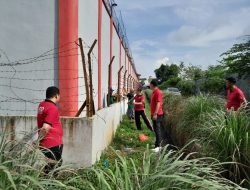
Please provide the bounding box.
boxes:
[202,109,250,185]
[89,146,245,190]
[0,130,79,190]
[160,93,250,187]
[177,95,224,144]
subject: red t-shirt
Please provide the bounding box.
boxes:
[150,88,164,115]
[226,86,246,111]
[37,100,63,148]
[134,94,145,111]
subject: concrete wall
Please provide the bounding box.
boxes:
[78,0,136,112]
[0,0,138,117]
[0,0,58,116]
[78,0,98,117]
[0,99,127,167]
[112,30,121,90]
[92,99,127,161]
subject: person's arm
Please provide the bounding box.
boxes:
[39,123,51,139]
[39,108,56,139]
[153,91,162,120]
[128,96,135,103]
[134,95,145,105]
[239,91,247,109]
[153,102,160,120]
[134,101,143,105]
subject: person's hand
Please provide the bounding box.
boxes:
[153,113,157,120]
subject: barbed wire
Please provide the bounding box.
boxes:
[0,38,131,116]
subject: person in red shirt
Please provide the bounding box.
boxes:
[150,79,164,152]
[134,87,153,131]
[226,77,247,112]
[37,86,63,173]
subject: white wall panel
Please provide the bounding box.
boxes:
[78,0,98,114]
[101,4,110,108]
[0,0,58,116]
[112,28,120,91]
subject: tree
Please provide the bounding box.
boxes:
[177,80,195,96]
[205,65,226,78]
[158,77,181,90]
[154,63,181,84]
[200,77,225,95]
[220,35,250,77]
[200,65,226,94]
[182,65,204,81]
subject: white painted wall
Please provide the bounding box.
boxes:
[0,99,127,167]
[92,99,127,163]
[78,0,135,111]
[78,0,99,116]
[0,0,137,116]
[101,3,111,108]
[0,0,58,116]
[112,29,121,91]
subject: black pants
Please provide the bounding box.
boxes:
[135,110,153,131]
[41,144,63,174]
[152,115,164,148]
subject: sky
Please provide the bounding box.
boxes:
[115,0,250,78]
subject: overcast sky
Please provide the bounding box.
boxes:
[115,0,250,78]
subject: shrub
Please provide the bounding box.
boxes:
[200,76,225,95]
[176,80,195,96]
[162,94,183,145]
[144,89,152,102]
[159,77,181,90]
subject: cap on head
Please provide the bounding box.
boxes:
[46,86,60,99]
[226,77,236,84]
[150,79,158,87]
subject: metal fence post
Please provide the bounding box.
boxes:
[108,56,115,106]
[87,39,97,116]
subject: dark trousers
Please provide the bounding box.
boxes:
[152,115,164,148]
[135,110,153,131]
[41,144,63,174]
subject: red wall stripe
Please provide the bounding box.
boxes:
[119,40,122,69]
[125,51,127,71]
[109,17,113,88]
[58,0,78,116]
[98,0,103,110]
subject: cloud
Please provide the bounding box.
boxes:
[167,6,250,47]
[115,0,250,77]
[131,39,158,52]
[167,24,243,47]
[155,57,170,68]
[116,0,182,11]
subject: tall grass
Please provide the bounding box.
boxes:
[90,146,245,190]
[202,109,250,185]
[160,93,250,187]
[0,130,77,190]
[162,94,224,147]
[178,95,224,142]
